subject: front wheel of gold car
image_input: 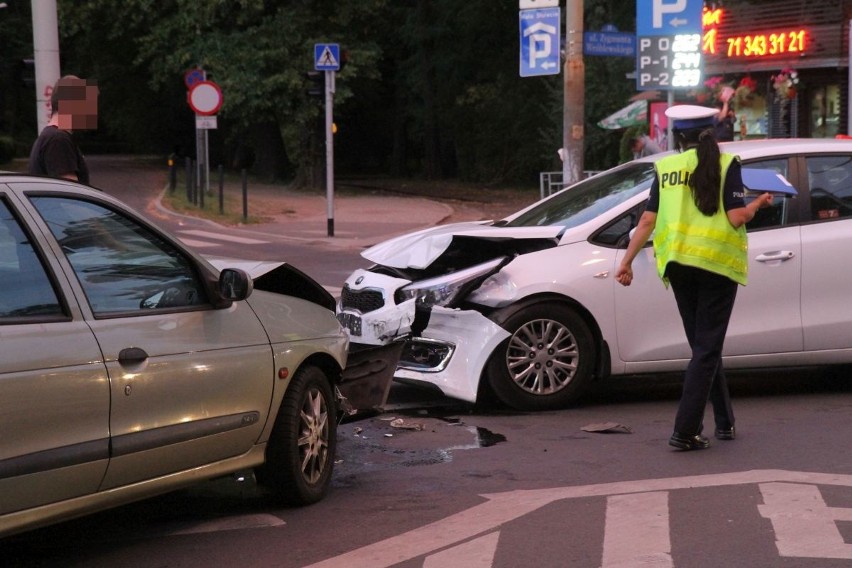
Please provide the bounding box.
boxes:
[256,365,337,506]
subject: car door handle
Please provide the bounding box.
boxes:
[755,250,795,263]
[118,347,149,364]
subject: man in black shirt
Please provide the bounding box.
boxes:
[28,75,98,185]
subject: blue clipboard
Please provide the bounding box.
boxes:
[741,168,798,196]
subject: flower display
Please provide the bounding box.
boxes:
[772,69,799,101]
[692,75,734,106]
[734,76,757,107]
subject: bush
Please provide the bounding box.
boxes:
[0,136,16,165]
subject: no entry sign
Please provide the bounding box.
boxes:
[188,81,223,116]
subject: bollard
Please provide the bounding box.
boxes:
[192,160,199,205]
[242,169,248,221]
[168,154,176,193]
[218,165,224,215]
[185,157,192,202]
[199,170,205,209]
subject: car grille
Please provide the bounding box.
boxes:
[340,285,385,313]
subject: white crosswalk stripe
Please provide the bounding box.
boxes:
[303,470,852,568]
[177,229,269,245]
[178,238,220,248]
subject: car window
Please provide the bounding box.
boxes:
[505,163,656,229]
[806,154,852,221]
[0,199,65,321]
[30,197,208,316]
[742,158,790,231]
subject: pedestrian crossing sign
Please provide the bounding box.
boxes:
[314,43,340,71]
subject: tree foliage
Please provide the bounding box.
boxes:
[5,1,640,185]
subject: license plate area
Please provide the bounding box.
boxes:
[337,312,362,336]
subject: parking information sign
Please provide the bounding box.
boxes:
[519,7,561,77]
[635,0,703,90]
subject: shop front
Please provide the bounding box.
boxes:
[698,0,852,139]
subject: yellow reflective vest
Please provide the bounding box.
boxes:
[653,150,748,286]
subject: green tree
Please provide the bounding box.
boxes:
[0,0,37,157]
[59,0,387,183]
[44,0,640,187]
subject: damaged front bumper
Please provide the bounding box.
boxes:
[337,340,405,415]
[337,269,510,405]
[394,307,509,403]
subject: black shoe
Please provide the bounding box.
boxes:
[669,432,710,450]
[714,427,736,440]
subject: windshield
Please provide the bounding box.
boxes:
[505,163,656,228]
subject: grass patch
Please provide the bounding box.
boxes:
[161,185,270,225]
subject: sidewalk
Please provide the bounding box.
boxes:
[14,155,541,252]
[153,170,539,252]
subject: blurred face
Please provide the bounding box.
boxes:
[55,79,99,130]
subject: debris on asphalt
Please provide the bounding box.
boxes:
[581,422,633,434]
[389,418,424,431]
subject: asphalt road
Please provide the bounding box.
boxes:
[4,369,851,567]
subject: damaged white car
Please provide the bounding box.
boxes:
[338,139,852,411]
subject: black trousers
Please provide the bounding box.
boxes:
[665,262,737,436]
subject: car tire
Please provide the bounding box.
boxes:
[485,303,594,411]
[256,364,337,505]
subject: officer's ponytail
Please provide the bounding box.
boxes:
[674,127,721,216]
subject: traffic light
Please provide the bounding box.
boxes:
[20,58,35,87]
[305,71,324,98]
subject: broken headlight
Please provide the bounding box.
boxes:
[396,257,504,308]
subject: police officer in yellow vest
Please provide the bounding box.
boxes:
[615,105,773,451]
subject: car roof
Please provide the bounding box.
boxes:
[635,138,852,164]
[0,173,102,192]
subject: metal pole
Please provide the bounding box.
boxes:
[204,130,210,197]
[242,169,248,221]
[562,1,584,187]
[30,0,61,134]
[185,157,192,201]
[667,91,675,150]
[195,69,206,207]
[168,154,176,192]
[218,164,224,215]
[325,70,335,237]
[848,20,852,135]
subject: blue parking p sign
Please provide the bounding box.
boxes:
[636,0,702,36]
[519,8,561,77]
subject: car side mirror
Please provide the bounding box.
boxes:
[218,268,253,302]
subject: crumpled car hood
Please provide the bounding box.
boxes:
[207,258,286,279]
[362,222,564,269]
[207,257,335,312]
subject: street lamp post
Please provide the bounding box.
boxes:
[562,1,585,186]
[30,0,61,134]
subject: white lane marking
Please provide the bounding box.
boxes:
[179,229,269,245]
[303,470,852,568]
[759,482,852,559]
[178,238,219,248]
[423,531,500,568]
[602,491,673,568]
